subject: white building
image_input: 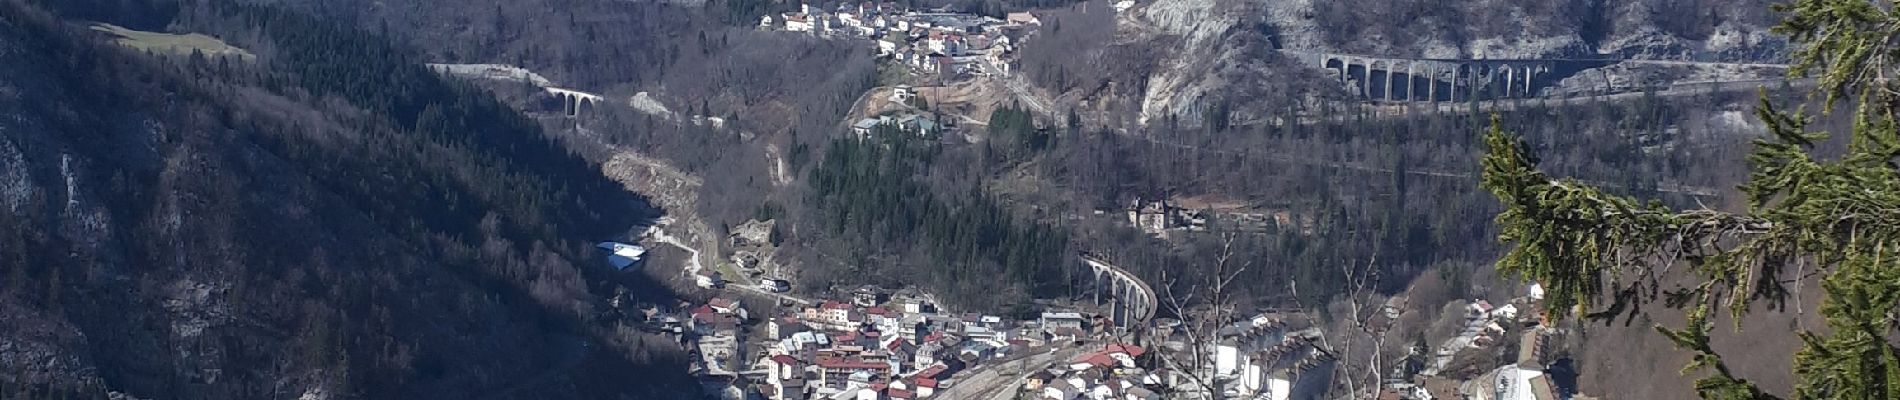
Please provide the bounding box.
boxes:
[784,13,815,32]
[1005,12,1040,26]
[1041,312,1085,332]
[1214,340,1241,376]
[1492,365,1557,400]
[878,37,902,55]
[1492,304,1519,321]
[696,270,724,288]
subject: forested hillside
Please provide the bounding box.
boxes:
[1042,93,1778,306]
[0,2,692,399]
[801,127,1070,312]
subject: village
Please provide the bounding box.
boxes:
[628,280,1343,400]
[623,4,1588,400]
[759,2,1054,77]
[605,209,1589,400]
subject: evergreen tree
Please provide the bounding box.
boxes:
[1480,1,1900,397]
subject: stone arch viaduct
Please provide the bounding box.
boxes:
[1281,50,1622,102]
[1077,253,1156,333]
[546,87,604,117]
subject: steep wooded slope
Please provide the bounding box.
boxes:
[0,3,691,399]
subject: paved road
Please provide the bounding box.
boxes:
[647,223,814,306]
[997,74,1056,118]
[645,223,704,276]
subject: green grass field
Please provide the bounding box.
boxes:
[89,23,255,61]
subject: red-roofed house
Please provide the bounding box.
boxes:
[1104,343,1146,357]
[709,297,740,312]
[1070,352,1117,370]
[912,378,939,397]
[692,312,740,336]
[1069,345,1143,371]
[866,307,898,331]
[915,364,948,379]
[783,12,814,32]
[817,300,857,328]
[884,338,918,371]
[1469,300,1495,318]
[764,354,809,400]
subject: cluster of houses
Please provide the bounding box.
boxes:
[1117,199,1317,237]
[852,112,942,138]
[643,281,1367,400]
[761,3,1041,76]
[1379,284,1593,400]
[667,285,1113,400]
[852,86,949,139]
[1190,314,1338,400]
[1419,288,1543,379]
[1015,311,1339,400]
[1023,343,1161,400]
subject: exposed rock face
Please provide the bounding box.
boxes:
[1131,0,1240,125]
[729,219,776,248]
[1106,0,1789,128]
[629,92,677,119]
[1257,0,1785,60]
[0,302,98,390]
[1117,0,1326,126]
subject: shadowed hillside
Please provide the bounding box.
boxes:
[0,2,694,398]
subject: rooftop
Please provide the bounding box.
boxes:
[1042,312,1084,320]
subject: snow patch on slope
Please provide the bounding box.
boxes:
[0,134,37,215]
[426,63,555,87]
[629,92,676,119]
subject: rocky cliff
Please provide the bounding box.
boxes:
[1099,0,1790,126]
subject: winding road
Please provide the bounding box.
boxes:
[646,222,813,306]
